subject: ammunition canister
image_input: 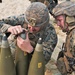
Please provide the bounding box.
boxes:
[28,38,45,75]
[15,30,29,75]
[0,34,16,75]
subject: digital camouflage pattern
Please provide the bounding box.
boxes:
[52,1,75,17]
[52,1,75,74]
[0,2,57,64]
[57,25,75,74]
[25,2,49,27]
[45,58,62,75]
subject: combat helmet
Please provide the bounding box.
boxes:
[52,1,75,17]
[25,2,49,27]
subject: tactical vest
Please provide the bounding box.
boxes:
[57,27,75,75]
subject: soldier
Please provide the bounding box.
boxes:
[0,2,57,65]
[52,1,75,75]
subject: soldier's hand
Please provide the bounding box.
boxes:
[16,32,33,53]
[7,25,23,35]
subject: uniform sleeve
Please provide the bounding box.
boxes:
[42,24,58,64]
[0,14,26,33]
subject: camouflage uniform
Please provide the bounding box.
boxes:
[0,2,57,64]
[52,1,75,75]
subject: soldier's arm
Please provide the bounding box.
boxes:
[43,24,58,64]
[0,14,26,33]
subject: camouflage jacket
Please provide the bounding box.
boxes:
[65,25,75,57]
[56,25,75,74]
[0,14,57,64]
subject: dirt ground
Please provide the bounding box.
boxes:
[0,0,74,75]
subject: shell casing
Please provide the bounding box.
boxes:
[0,34,16,75]
[28,38,45,75]
[15,30,29,75]
[15,46,29,75]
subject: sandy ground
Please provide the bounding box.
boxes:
[0,0,74,75]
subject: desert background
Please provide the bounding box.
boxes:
[0,0,75,75]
